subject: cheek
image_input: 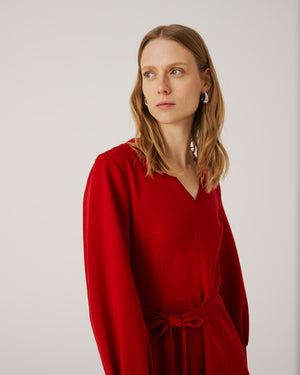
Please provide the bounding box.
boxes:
[181,87,201,109]
[179,79,201,99]
[142,83,152,99]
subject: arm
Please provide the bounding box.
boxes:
[217,184,250,357]
[83,154,153,375]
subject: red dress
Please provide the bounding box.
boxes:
[82,137,250,375]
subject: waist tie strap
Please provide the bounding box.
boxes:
[143,294,222,375]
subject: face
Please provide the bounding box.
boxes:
[140,38,210,128]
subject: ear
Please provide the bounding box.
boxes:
[202,68,212,92]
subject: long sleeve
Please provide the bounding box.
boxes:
[82,154,153,375]
[216,184,250,358]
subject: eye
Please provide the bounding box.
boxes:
[142,68,183,79]
[143,71,154,79]
[171,68,183,75]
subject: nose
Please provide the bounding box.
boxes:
[157,75,171,94]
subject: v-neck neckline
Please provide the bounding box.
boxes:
[172,174,201,202]
[172,153,200,203]
[125,139,200,202]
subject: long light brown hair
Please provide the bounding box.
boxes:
[128,24,229,194]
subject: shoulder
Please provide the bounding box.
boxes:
[90,137,140,177]
[85,139,136,194]
[93,137,141,172]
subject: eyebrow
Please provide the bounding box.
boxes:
[141,62,188,70]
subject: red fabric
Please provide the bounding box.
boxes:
[82,137,250,375]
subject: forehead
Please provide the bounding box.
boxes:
[140,39,195,69]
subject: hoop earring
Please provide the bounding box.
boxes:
[144,98,148,106]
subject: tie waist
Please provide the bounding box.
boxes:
[143,293,222,375]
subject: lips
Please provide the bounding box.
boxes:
[156,102,175,107]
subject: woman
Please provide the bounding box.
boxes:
[83,24,250,375]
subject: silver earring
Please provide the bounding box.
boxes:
[144,98,148,106]
[201,92,209,103]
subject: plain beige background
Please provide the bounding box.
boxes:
[1,0,299,374]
